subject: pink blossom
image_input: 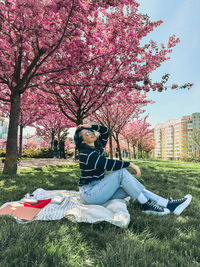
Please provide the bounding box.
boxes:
[171,83,178,89]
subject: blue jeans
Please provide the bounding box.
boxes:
[79,168,168,205]
[79,168,146,205]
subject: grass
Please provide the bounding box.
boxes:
[0,160,200,267]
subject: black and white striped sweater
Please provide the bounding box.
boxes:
[78,125,130,186]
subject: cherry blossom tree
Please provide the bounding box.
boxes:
[0,0,193,175]
[104,135,128,159]
[120,124,135,159]
[39,1,193,126]
[0,0,113,174]
[111,96,153,160]
[91,91,153,159]
[140,133,156,158]
[35,112,75,150]
[26,136,37,149]
[18,94,47,157]
[0,90,50,157]
[65,138,75,159]
[39,139,49,148]
[0,139,7,149]
[121,116,153,159]
[65,138,74,150]
[191,128,200,158]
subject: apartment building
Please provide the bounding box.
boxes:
[153,112,200,159]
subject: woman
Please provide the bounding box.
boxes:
[74,124,192,215]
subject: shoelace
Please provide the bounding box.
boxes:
[169,197,186,203]
[148,201,163,211]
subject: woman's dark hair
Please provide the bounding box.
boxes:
[74,127,94,150]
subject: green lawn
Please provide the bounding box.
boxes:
[0,160,200,267]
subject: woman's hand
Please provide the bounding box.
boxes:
[129,163,141,177]
[77,124,91,129]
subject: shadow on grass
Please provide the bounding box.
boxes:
[0,164,80,205]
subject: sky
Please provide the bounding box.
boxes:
[136,0,200,127]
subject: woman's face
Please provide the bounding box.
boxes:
[80,129,98,145]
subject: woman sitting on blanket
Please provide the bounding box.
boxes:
[74,124,192,215]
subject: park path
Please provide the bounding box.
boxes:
[1,158,195,171]
[0,158,76,170]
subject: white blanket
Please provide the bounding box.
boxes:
[0,188,131,228]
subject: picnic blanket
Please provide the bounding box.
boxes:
[0,188,131,227]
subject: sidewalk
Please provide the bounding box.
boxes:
[0,158,76,170]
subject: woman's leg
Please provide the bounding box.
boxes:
[142,189,192,215]
[80,168,191,215]
[107,170,169,205]
[108,173,192,215]
[109,187,129,200]
[114,171,192,215]
[80,168,145,205]
[142,189,168,207]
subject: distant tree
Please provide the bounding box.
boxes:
[121,116,153,159]
[191,128,200,158]
[91,92,153,159]
[140,133,156,158]
[0,139,7,149]
[0,91,50,157]
[35,112,74,151]
[26,137,37,149]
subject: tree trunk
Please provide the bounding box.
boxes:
[19,124,23,158]
[138,145,142,159]
[115,135,122,160]
[136,141,139,159]
[140,147,143,158]
[50,130,55,151]
[109,131,113,159]
[76,116,83,125]
[58,130,61,141]
[133,145,136,159]
[127,140,131,160]
[3,93,21,175]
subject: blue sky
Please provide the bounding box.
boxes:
[137,0,200,126]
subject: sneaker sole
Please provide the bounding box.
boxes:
[173,194,192,215]
[143,208,171,216]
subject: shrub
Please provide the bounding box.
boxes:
[0,149,6,157]
[1,148,62,159]
[22,148,53,158]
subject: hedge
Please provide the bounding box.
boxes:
[0,148,53,158]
